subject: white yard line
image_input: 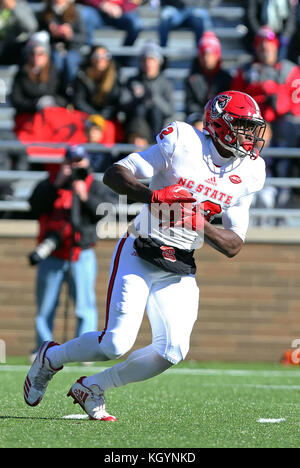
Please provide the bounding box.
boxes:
[62,414,89,420]
[62,414,289,422]
[258,418,286,423]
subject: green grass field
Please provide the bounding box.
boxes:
[1,358,300,449]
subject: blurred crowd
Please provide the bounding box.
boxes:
[0,0,300,215]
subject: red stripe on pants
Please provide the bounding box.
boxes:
[99,232,129,343]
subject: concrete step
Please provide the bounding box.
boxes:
[93,25,246,46]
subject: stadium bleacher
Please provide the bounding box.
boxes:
[0,0,300,228]
[0,2,251,128]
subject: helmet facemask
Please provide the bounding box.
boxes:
[217,113,266,160]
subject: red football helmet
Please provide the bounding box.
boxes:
[203,90,266,159]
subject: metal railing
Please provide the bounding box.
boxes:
[1,170,300,221]
[2,142,300,163]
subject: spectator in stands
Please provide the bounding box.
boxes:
[185,112,204,131]
[84,114,113,172]
[231,26,300,148]
[244,0,298,60]
[72,45,122,121]
[85,113,106,145]
[121,41,175,142]
[125,115,151,148]
[76,0,143,46]
[231,25,300,214]
[158,0,214,48]
[184,31,232,130]
[29,145,103,359]
[38,0,86,86]
[0,0,38,65]
[10,31,67,114]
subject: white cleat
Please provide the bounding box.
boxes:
[67,377,117,421]
[24,341,63,407]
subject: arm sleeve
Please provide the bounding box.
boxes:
[115,144,168,179]
[78,0,102,8]
[245,0,261,34]
[13,2,38,35]
[11,73,39,113]
[72,76,98,115]
[151,79,175,119]
[29,180,58,218]
[222,193,254,242]
[71,14,86,47]
[281,2,298,39]
[82,180,104,221]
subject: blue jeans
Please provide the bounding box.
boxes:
[159,6,213,47]
[35,248,98,350]
[52,49,83,85]
[78,4,142,46]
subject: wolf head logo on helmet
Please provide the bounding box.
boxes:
[210,94,232,120]
[204,90,266,160]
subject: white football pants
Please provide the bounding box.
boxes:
[99,232,199,365]
[48,232,199,373]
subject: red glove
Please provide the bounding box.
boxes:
[173,203,204,232]
[159,203,204,232]
[151,184,196,205]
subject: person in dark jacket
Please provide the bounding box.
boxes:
[244,0,298,60]
[122,41,175,142]
[72,45,122,120]
[185,31,232,130]
[0,0,38,65]
[38,0,86,85]
[10,31,67,114]
[29,145,104,357]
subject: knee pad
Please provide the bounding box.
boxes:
[99,331,133,360]
[152,340,189,365]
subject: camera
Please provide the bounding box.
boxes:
[28,232,61,266]
[65,146,90,181]
[71,167,89,181]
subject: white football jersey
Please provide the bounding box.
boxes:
[116,121,266,250]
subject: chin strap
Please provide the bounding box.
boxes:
[250,148,259,160]
[242,141,259,160]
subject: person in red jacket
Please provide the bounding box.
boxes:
[28,146,104,361]
[231,25,300,215]
[185,31,233,131]
[231,26,300,146]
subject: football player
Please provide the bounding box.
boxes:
[23,90,266,421]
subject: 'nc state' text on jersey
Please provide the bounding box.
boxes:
[177,177,233,205]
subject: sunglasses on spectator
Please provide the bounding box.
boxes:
[92,52,112,60]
